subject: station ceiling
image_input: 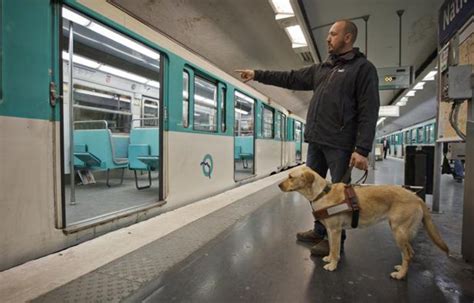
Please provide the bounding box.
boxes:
[109,0,443,134]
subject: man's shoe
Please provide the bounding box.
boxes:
[310,240,330,256]
[310,240,345,256]
[296,230,324,243]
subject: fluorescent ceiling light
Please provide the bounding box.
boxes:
[400,97,408,102]
[270,0,294,14]
[75,89,114,99]
[285,25,307,48]
[405,90,416,97]
[62,51,101,69]
[195,95,216,107]
[413,82,425,90]
[379,106,400,117]
[88,22,160,60]
[275,13,294,20]
[146,80,161,89]
[62,7,91,27]
[235,91,255,104]
[235,108,249,115]
[396,100,407,106]
[99,65,148,83]
[377,117,386,126]
[422,71,437,81]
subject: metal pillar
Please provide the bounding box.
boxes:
[68,22,76,205]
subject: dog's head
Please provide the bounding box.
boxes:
[278,166,316,192]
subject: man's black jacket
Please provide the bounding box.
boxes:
[254,48,380,156]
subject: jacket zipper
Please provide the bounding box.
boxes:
[313,65,340,129]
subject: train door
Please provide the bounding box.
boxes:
[234,91,255,181]
[61,7,163,226]
[295,120,303,162]
[280,113,287,168]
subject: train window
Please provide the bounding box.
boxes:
[417,127,423,143]
[274,112,281,139]
[430,124,436,143]
[142,97,159,127]
[183,71,190,128]
[405,131,410,144]
[220,86,226,132]
[234,91,255,136]
[411,129,417,144]
[193,75,217,132]
[72,84,132,132]
[262,105,274,139]
[281,114,287,140]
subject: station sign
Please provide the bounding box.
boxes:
[438,0,474,45]
[377,66,413,90]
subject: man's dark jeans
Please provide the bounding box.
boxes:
[306,142,352,241]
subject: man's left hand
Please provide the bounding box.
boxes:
[350,152,369,170]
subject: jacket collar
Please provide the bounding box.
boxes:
[323,47,364,67]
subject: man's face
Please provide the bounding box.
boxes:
[327,21,349,54]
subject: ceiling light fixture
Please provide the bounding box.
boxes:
[62,7,160,61]
[413,82,425,90]
[422,70,437,81]
[285,25,307,48]
[405,90,416,97]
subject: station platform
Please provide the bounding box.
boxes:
[1,159,474,302]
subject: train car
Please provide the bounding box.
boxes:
[286,114,307,167]
[377,118,436,158]
[0,0,307,271]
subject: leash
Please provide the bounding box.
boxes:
[341,166,368,185]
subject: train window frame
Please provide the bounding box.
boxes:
[234,90,255,137]
[220,85,226,133]
[262,104,274,139]
[416,127,423,143]
[72,82,133,133]
[141,96,160,127]
[183,70,190,128]
[281,113,287,141]
[193,74,218,133]
[295,120,302,141]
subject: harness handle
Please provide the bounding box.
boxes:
[341,166,368,185]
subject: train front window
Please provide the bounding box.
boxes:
[61,7,162,226]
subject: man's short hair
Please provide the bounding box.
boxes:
[339,20,358,43]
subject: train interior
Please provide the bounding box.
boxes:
[61,11,163,225]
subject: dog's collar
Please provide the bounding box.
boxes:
[311,182,332,203]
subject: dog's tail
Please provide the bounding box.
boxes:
[420,200,449,255]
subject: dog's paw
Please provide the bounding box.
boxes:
[394,265,402,272]
[390,271,406,280]
[323,262,338,271]
[322,256,331,263]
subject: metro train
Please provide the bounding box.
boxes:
[376,118,436,158]
[0,1,307,270]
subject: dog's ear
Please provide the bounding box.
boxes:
[304,171,314,184]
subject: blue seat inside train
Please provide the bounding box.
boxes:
[74,129,129,170]
[234,136,254,160]
[128,127,160,171]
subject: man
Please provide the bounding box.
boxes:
[383,138,390,159]
[236,20,380,255]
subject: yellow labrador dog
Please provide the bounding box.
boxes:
[278,166,449,280]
